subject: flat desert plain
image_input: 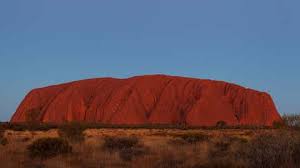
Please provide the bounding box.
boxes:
[1,128,299,168]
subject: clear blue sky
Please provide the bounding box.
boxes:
[0,0,299,121]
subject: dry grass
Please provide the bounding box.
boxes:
[0,128,299,168]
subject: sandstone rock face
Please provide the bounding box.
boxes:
[11,75,282,126]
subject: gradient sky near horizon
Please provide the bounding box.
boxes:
[0,0,299,121]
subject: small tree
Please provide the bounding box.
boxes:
[216,121,227,128]
[272,121,285,129]
[282,114,300,128]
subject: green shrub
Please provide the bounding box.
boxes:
[272,121,285,129]
[27,137,72,160]
[58,122,85,143]
[216,121,227,128]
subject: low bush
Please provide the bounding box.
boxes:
[155,157,184,168]
[0,128,8,146]
[21,137,31,142]
[292,140,300,166]
[154,152,185,168]
[21,159,45,168]
[119,145,147,161]
[0,122,57,131]
[215,141,231,152]
[227,136,249,144]
[177,133,210,144]
[28,123,57,131]
[237,132,300,168]
[209,140,231,159]
[0,138,8,146]
[27,137,72,160]
[102,136,139,152]
[2,123,28,131]
[200,158,244,168]
[58,122,85,143]
[102,136,146,161]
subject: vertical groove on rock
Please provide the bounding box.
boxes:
[83,80,105,121]
[107,82,135,122]
[39,84,71,122]
[145,79,173,119]
[134,88,147,116]
[178,80,193,124]
[94,79,122,122]
[184,81,204,119]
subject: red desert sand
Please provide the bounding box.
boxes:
[11,75,282,126]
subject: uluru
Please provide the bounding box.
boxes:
[11,75,282,126]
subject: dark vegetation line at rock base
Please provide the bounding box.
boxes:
[0,120,298,132]
[0,122,270,131]
[1,114,300,167]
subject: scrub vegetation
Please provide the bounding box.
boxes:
[0,114,300,168]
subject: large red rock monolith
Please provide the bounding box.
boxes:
[10,75,282,126]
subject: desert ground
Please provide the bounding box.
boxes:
[1,124,300,168]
